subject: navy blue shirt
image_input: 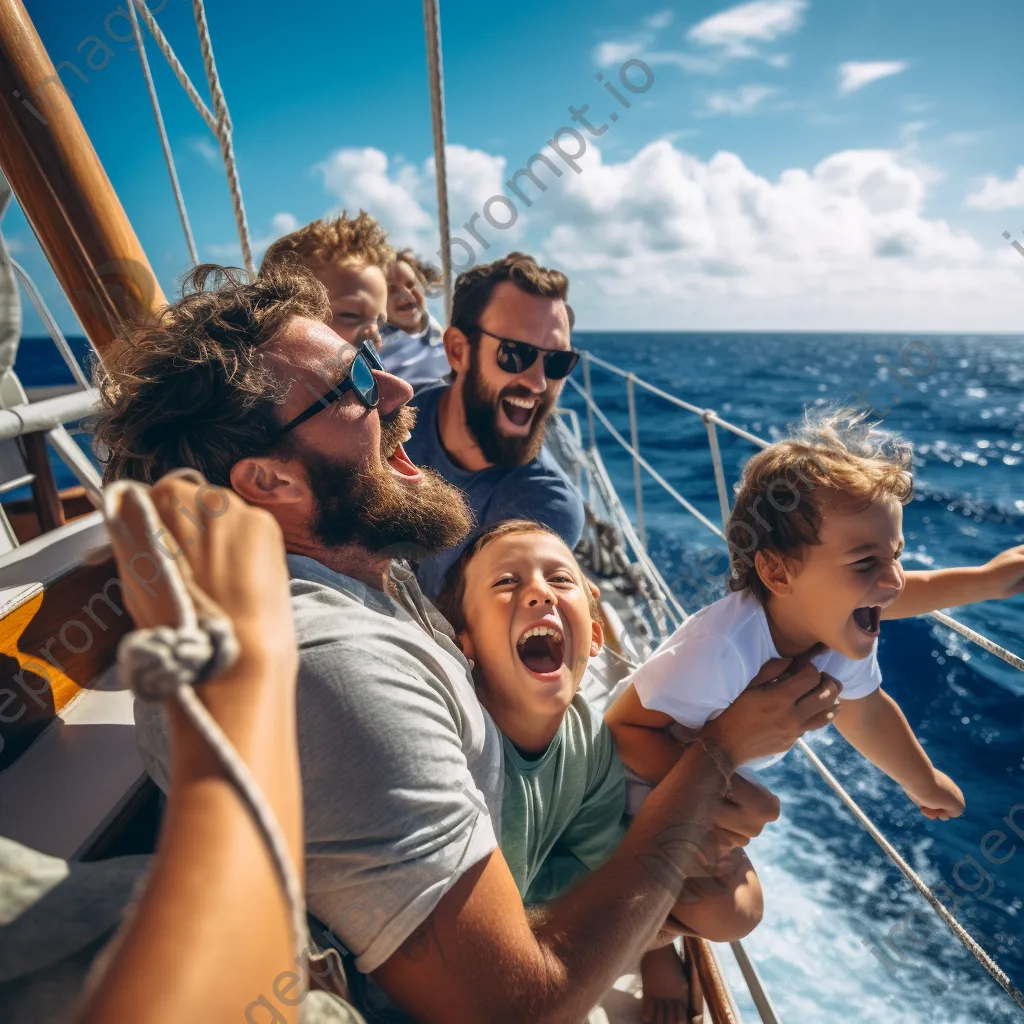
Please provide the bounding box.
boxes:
[404,383,585,598]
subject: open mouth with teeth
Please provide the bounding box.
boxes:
[501,395,538,429]
[515,624,565,676]
[383,430,423,480]
[852,605,882,636]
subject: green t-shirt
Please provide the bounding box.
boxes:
[498,692,627,905]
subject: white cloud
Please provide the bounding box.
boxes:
[206,211,302,261]
[965,167,1024,210]
[593,40,643,67]
[315,147,435,246]
[702,84,776,116]
[531,140,1023,330]
[311,144,522,258]
[643,9,675,30]
[188,137,220,166]
[269,212,300,235]
[688,0,807,57]
[595,2,797,76]
[838,60,909,95]
[214,138,1024,330]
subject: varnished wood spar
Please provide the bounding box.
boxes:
[0,0,166,358]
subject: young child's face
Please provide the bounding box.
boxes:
[313,261,388,348]
[458,531,603,725]
[779,491,906,659]
[386,260,426,330]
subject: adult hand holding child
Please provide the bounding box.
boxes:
[702,648,842,773]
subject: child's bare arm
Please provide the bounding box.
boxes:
[604,684,685,784]
[834,689,964,819]
[885,544,1024,619]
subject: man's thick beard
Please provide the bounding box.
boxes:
[302,409,474,561]
[462,346,554,467]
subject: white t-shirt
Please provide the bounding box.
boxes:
[628,589,882,771]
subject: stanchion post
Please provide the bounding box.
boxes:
[703,411,731,531]
[626,373,646,549]
[581,351,597,452]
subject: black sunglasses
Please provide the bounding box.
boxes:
[474,327,580,380]
[278,339,384,435]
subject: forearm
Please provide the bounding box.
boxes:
[76,650,303,1024]
[835,690,935,793]
[885,567,989,619]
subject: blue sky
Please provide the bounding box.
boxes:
[9,0,1024,334]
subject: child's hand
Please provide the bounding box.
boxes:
[978,544,1024,601]
[903,770,965,820]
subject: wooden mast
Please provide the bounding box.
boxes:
[0,0,166,360]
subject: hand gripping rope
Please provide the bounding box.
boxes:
[91,477,338,995]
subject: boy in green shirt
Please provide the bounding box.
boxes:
[436,519,758,1021]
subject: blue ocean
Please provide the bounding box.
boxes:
[17,331,1024,1022]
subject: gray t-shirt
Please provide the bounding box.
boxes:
[134,555,504,978]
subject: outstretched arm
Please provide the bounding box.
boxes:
[885,544,1024,619]
[834,689,964,820]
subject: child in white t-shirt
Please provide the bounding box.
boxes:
[606,410,971,999]
[607,410,967,813]
[379,249,449,391]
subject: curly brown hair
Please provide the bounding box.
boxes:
[435,519,600,641]
[91,263,330,485]
[260,211,395,274]
[727,408,914,602]
[450,252,574,336]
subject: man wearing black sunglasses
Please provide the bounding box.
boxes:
[404,252,585,598]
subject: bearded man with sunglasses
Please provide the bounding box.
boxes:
[404,252,585,598]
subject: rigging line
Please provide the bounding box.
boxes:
[191,0,254,278]
[127,0,199,265]
[795,738,1024,1011]
[129,0,217,134]
[9,260,90,389]
[566,376,728,542]
[422,0,453,320]
[929,609,1024,673]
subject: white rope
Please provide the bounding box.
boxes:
[9,259,90,389]
[795,737,1024,1010]
[422,0,453,318]
[566,375,728,541]
[129,0,254,275]
[190,0,255,277]
[129,0,217,134]
[929,609,1024,673]
[127,0,199,265]
[102,477,307,972]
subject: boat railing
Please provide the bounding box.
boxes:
[0,255,102,556]
[565,349,1024,1017]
